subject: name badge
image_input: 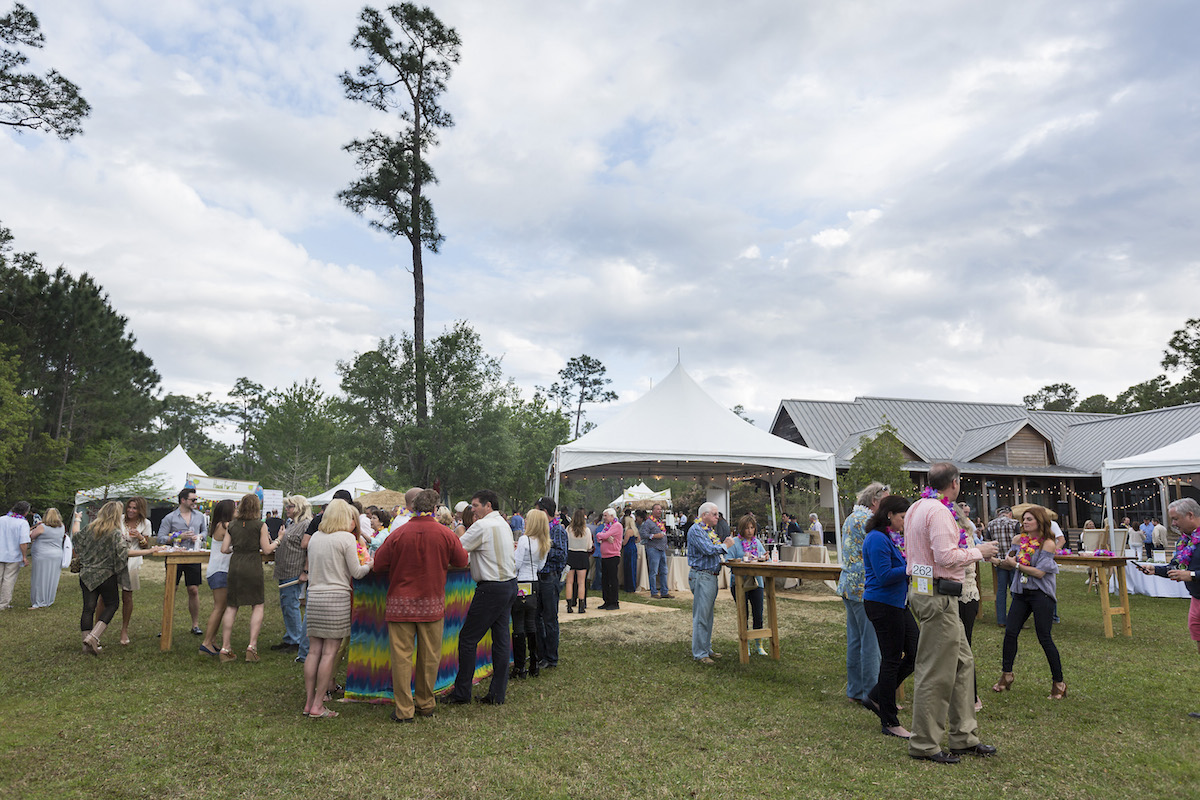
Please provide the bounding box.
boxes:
[911,563,934,596]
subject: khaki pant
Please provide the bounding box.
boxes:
[907,592,981,757]
[387,620,444,719]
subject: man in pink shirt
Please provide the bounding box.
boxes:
[904,463,999,764]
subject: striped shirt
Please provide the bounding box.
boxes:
[903,497,983,582]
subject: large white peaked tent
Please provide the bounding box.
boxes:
[308,465,385,505]
[74,444,204,506]
[547,364,841,552]
[1101,431,1200,531]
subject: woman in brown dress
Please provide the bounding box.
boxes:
[219,494,280,663]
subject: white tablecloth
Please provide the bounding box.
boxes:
[1108,549,1191,598]
[635,544,730,592]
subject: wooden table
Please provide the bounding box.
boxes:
[1054,553,1133,637]
[149,550,273,651]
[725,560,843,663]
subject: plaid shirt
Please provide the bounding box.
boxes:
[538,519,568,579]
[984,516,1019,554]
[273,519,308,580]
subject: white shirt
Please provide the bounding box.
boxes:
[514,535,548,581]
[0,514,31,563]
[460,510,517,582]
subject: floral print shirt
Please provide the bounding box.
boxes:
[836,505,871,600]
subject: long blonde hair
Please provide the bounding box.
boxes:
[524,509,551,556]
[43,508,63,528]
[90,501,124,539]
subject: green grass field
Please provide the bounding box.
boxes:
[0,564,1194,800]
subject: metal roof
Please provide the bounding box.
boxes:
[1057,402,1200,473]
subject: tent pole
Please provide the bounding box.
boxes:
[1157,478,1170,535]
[833,474,844,564]
[768,478,778,540]
[1104,486,1115,542]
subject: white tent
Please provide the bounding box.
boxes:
[610,482,672,509]
[308,465,385,505]
[74,444,203,506]
[1101,431,1200,531]
[548,364,842,555]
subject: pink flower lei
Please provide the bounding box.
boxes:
[920,487,968,548]
[1171,529,1200,571]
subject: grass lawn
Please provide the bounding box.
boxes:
[0,564,1194,800]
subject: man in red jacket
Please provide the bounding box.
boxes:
[371,488,469,723]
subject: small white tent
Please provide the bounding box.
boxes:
[308,465,385,505]
[74,444,203,506]
[548,364,841,554]
[610,482,672,509]
[1101,431,1200,530]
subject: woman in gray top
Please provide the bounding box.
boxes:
[991,506,1065,699]
[29,508,65,608]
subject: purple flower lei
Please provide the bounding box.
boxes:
[886,526,906,560]
[920,487,968,548]
[1171,529,1200,570]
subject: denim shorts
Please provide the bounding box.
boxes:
[207,571,228,590]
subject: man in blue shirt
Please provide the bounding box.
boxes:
[157,487,210,635]
[687,502,730,664]
[534,496,568,669]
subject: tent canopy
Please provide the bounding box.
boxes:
[550,364,837,483]
[1101,430,1200,488]
[75,444,204,506]
[309,465,385,505]
[610,482,672,509]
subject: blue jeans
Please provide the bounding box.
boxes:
[279,579,309,660]
[843,596,881,701]
[994,567,1014,626]
[534,576,560,666]
[689,568,719,659]
[646,548,669,596]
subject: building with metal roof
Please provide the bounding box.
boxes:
[771,396,1200,527]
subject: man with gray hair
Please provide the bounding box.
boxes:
[686,502,731,664]
[905,463,998,763]
[1134,497,1200,720]
[837,482,889,706]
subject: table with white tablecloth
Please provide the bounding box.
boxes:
[1109,549,1191,599]
[635,545,730,592]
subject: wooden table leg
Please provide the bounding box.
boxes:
[1098,566,1114,638]
[160,559,177,652]
[1116,563,1133,636]
[766,578,779,660]
[735,574,749,664]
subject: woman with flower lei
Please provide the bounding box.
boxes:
[1133,498,1200,720]
[861,495,917,739]
[991,505,1065,699]
[727,514,769,655]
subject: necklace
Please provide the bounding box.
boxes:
[886,526,905,560]
[1016,534,1039,566]
[1172,529,1200,570]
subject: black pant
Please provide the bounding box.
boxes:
[1001,588,1063,682]
[957,598,979,701]
[534,576,560,666]
[1144,542,1154,560]
[601,556,620,607]
[864,600,919,729]
[729,583,764,629]
[450,579,518,703]
[80,575,119,631]
[511,587,539,635]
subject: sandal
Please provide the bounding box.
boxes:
[245,646,260,663]
[991,672,1014,692]
[1049,681,1068,700]
[309,708,339,719]
[218,648,237,663]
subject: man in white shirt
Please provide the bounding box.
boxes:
[0,501,32,610]
[445,489,518,706]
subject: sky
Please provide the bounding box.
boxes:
[4,0,1200,436]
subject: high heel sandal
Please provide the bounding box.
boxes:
[1049,681,1067,700]
[245,646,260,663]
[219,648,236,663]
[991,672,1014,692]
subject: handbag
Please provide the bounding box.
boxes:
[61,534,74,570]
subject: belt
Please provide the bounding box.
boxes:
[690,566,721,576]
[476,578,517,585]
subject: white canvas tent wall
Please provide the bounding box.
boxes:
[74,444,204,506]
[1101,431,1200,532]
[308,465,385,505]
[548,364,843,558]
[610,482,672,509]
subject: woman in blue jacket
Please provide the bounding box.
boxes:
[862,495,916,739]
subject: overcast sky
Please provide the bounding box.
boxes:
[4,0,1199,435]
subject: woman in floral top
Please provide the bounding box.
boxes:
[74,501,129,656]
[836,482,890,705]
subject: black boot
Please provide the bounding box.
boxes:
[565,597,575,613]
[578,595,587,614]
[527,634,540,678]
[510,633,527,679]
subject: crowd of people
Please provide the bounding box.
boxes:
[5,465,1200,735]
